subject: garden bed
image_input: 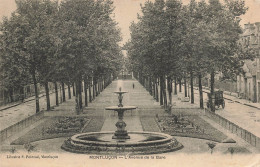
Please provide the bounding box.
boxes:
[81,116,105,132]
[156,115,235,143]
[11,116,90,145]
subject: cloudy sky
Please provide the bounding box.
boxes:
[1,0,260,44]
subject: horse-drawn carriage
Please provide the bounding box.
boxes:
[206,90,225,109]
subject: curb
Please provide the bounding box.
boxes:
[243,103,260,110]
[220,95,260,110]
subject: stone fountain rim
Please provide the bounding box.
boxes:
[105,106,138,110]
[114,91,128,93]
[71,131,174,146]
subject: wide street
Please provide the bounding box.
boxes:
[191,87,260,138]
[0,79,259,155]
[1,0,260,167]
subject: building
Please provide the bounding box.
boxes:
[257,53,260,103]
[237,22,260,103]
[118,50,133,79]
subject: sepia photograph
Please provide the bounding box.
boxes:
[0,0,260,166]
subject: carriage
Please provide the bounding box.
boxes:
[206,90,225,109]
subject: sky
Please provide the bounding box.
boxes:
[1,0,260,45]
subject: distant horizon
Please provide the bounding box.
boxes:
[0,0,259,45]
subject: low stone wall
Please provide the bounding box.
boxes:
[205,109,260,149]
[0,111,44,143]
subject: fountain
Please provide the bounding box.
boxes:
[61,87,183,155]
[105,87,136,140]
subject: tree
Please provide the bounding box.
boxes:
[0,32,31,103]
[127,0,183,109]
[57,0,122,114]
[205,0,248,112]
[127,0,252,112]
[0,0,59,112]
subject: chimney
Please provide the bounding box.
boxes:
[255,22,260,32]
[249,24,255,30]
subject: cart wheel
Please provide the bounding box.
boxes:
[222,101,225,109]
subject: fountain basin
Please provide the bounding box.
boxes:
[114,91,128,94]
[105,106,137,111]
[61,131,183,155]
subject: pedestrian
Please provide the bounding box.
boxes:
[133,83,135,89]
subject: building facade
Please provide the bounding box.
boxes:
[237,22,260,103]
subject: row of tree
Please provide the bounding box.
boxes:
[126,0,256,112]
[0,0,123,113]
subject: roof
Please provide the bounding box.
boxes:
[242,28,253,37]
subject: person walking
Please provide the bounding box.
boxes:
[133,83,135,89]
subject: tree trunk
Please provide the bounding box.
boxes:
[146,77,148,92]
[32,72,40,113]
[101,79,103,91]
[84,79,88,107]
[153,78,156,99]
[68,84,71,99]
[54,82,59,106]
[72,83,75,96]
[210,71,215,112]
[93,78,96,100]
[44,81,50,111]
[61,82,66,102]
[97,79,100,95]
[9,88,14,102]
[96,80,98,96]
[99,80,101,94]
[75,81,79,115]
[190,71,194,104]
[104,76,107,88]
[167,77,172,105]
[143,77,146,88]
[59,85,62,103]
[97,80,99,95]
[142,75,145,86]
[149,77,153,95]
[100,78,103,92]
[163,76,167,109]
[19,86,25,102]
[159,76,163,106]
[93,83,96,99]
[179,78,182,92]
[198,73,204,109]
[155,78,159,102]
[174,77,177,95]
[184,77,187,97]
[82,82,84,93]
[89,81,92,102]
[102,78,104,91]
[78,80,82,110]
